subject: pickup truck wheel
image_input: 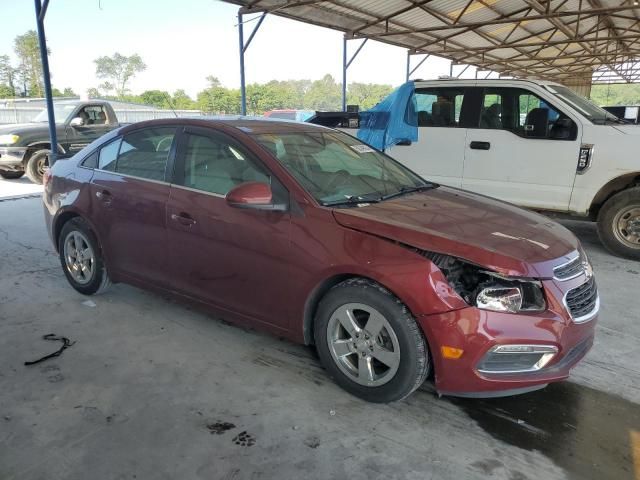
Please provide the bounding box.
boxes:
[25,149,50,184]
[0,170,25,179]
[597,187,640,260]
[314,278,430,403]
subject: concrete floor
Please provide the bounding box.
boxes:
[0,176,43,200]
[0,196,639,480]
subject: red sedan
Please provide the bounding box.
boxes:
[43,118,598,402]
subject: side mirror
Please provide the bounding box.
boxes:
[226,182,287,212]
[69,117,85,127]
[550,118,574,140]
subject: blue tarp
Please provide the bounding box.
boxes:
[357,81,418,151]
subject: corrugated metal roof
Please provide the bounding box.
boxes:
[226,0,640,83]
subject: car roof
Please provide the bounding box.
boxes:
[413,78,562,87]
[120,116,330,135]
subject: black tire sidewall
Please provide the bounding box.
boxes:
[314,281,428,403]
[58,218,107,295]
[597,187,640,260]
[25,150,49,184]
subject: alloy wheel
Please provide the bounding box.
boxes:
[326,303,401,387]
[63,231,96,285]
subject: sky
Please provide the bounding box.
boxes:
[0,0,474,98]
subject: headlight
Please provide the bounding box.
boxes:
[423,252,546,313]
[0,134,19,145]
[476,279,546,313]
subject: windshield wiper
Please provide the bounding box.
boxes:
[379,184,437,201]
[322,195,381,207]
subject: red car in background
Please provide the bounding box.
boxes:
[43,118,598,402]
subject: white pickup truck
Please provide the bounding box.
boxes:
[313,78,640,260]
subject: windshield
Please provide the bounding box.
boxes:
[252,130,432,205]
[544,84,621,124]
[33,103,78,123]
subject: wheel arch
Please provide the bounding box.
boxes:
[52,209,104,256]
[302,273,414,346]
[23,142,66,164]
[590,172,640,219]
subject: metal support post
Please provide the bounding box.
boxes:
[34,0,57,166]
[342,37,368,111]
[406,52,429,81]
[238,11,266,116]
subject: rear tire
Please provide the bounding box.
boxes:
[25,149,49,184]
[0,170,25,179]
[58,217,111,295]
[314,278,430,403]
[597,187,640,260]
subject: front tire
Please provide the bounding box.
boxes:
[314,278,430,403]
[597,187,640,260]
[58,217,111,295]
[0,170,25,179]
[25,149,50,184]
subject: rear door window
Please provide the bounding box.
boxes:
[115,127,176,181]
[414,88,467,127]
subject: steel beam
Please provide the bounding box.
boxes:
[34,0,57,166]
[342,37,367,111]
[406,52,429,81]
[238,11,266,115]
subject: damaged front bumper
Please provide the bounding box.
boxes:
[417,281,597,397]
[0,147,27,171]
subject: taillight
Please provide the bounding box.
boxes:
[43,168,52,187]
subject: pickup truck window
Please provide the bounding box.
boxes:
[79,105,108,125]
[414,88,465,127]
[478,88,575,140]
[33,103,77,123]
[544,84,622,124]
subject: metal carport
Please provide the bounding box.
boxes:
[228,0,640,111]
[33,1,640,163]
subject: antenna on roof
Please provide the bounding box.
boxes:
[162,92,178,118]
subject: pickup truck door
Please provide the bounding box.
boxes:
[463,87,581,211]
[65,104,115,154]
[387,86,474,188]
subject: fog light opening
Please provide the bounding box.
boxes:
[477,344,558,374]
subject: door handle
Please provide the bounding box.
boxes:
[170,213,197,226]
[469,141,491,150]
[95,190,112,205]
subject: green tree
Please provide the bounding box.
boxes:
[87,87,101,98]
[590,84,640,106]
[139,89,171,108]
[348,82,393,110]
[303,74,341,110]
[197,77,241,114]
[94,52,146,98]
[0,84,14,98]
[62,87,77,97]
[14,30,46,97]
[171,89,196,109]
[0,55,17,97]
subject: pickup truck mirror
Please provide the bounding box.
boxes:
[550,118,575,140]
[69,117,85,127]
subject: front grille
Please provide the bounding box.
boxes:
[565,277,598,321]
[554,254,584,280]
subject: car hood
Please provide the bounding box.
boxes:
[0,122,50,134]
[332,186,579,278]
[612,125,640,135]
